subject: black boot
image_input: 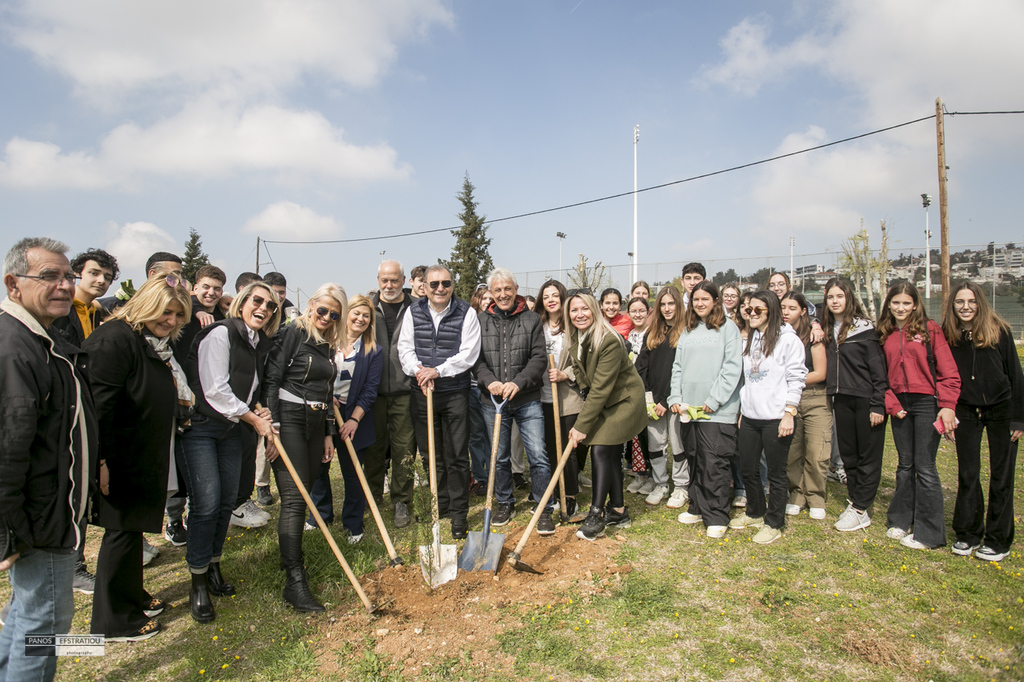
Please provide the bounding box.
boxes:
[283,567,325,613]
[207,562,236,597]
[190,572,215,624]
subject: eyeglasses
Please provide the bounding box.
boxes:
[953,300,977,309]
[567,288,592,297]
[315,306,342,321]
[744,306,767,316]
[15,271,79,286]
[164,273,186,289]
[428,280,452,290]
[249,295,279,313]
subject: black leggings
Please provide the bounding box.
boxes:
[272,403,327,569]
[590,443,625,512]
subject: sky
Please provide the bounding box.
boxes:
[2,0,1023,301]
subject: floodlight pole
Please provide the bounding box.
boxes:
[633,124,639,285]
[556,232,567,275]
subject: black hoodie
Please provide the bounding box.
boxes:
[948,327,1024,430]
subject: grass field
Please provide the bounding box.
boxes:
[4,377,1023,680]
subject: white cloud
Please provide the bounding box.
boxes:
[104,221,178,274]
[0,99,411,189]
[242,201,343,240]
[6,0,452,96]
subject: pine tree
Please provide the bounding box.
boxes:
[442,174,493,301]
[182,227,210,285]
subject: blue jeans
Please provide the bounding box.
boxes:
[887,394,946,547]
[0,549,76,682]
[468,385,490,484]
[308,437,368,536]
[480,399,551,507]
[181,415,247,571]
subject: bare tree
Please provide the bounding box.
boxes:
[566,253,611,293]
[838,219,891,318]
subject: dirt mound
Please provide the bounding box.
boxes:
[317,524,631,677]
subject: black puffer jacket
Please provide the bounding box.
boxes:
[0,299,98,561]
[825,320,888,413]
[263,322,336,425]
[473,296,546,407]
[634,329,676,408]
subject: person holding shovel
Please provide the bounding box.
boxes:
[263,283,347,612]
[397,265,481,540]
[473,267,553,532]
[564,292,648,541]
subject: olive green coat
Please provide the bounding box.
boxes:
[568,328,648,446]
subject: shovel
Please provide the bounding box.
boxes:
[332,403,404,567]
[258,404,376,614]
[418,387,458,587]
[458,394,507,572]
[504,441,575,575]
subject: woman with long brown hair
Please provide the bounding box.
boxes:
[942,281,1023,561]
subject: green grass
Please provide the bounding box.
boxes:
[2,427,1022,680]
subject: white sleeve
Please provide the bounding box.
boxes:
[197,326,251,422]
[397,309,419,377]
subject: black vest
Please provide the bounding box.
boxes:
[410,297,471,392]
[186,318,274,422]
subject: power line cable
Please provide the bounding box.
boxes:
[262,110,1023,246]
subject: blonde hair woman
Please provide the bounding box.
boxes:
[85,273,192,641]
[262,283,346,612]
[307,294,383,543]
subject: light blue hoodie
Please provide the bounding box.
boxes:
[667,318,743,424]
[739,323,807,420]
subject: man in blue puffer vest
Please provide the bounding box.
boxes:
[397,264,481,539]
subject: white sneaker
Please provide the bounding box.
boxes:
[666,489,688,509]
[230,499,270,528]
[834,504,870,532]
[732,495,747,508]
[141,538,160,566]
[728,513,765,530]
[677,511,703,525]
[900,534,929,550]
[645,484,670,506]
[752,526,782,545]
[886,527,908,540]
[637,478,657,495]
[707,525,727,539]
[303,522,316,532]
[808,507,826,520]
[626,476,646,493]
[348,533,364,545]
[383,475,390,495]
[785,504,802,516]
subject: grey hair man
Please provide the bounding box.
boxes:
[364,260,418,527]
[1,238,98,681]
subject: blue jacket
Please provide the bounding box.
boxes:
[338,342,383,452]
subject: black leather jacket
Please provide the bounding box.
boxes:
[262,322,336,427]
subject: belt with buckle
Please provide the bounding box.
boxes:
[307,402,328,411]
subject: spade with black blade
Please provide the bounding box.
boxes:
[505,441,575,575]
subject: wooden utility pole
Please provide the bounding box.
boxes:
[255,237,261,276]
[935,98,950,307]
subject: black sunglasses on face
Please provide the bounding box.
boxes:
[428,280,452,290]
[249,295,279,313]
[315,306,342,321]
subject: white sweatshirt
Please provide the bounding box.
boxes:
[739,323,807,420]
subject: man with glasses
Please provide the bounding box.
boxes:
[474,268,554,531]
[364,261,417,527]
[397,265,481,539]
[1,238,98,682]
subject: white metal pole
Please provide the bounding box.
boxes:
[922,193,932,299]
[633,124,639,285]
[789,237,795,285]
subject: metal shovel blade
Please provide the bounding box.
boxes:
[418,527,457,588]
[458,529,504,572]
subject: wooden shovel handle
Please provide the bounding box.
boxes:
[511,441,575,558]
[548,354,568,514]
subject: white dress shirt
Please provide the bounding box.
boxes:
[197,324,259,422]
[397,299,481,379]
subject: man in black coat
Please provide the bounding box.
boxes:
[0,238,98,682]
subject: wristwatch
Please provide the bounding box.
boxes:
[784,406,798,417]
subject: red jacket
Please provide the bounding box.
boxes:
[608,313,633,339]
[882,319,960,415]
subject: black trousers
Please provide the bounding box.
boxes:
[953,401,1019,553]
[411,388,470,521]
[90,529,152,636]
[738,418,794,529]
[542,403,580,498]
[688,422,737,527]
[271,403,327,569]
[832,394,887,511]
[590,443,625,511]
[234,424,259,509]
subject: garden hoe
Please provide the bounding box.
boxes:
[458,395,507,572]
[333,402,404,567]
[504,441,575,575]
[257,404,377,614]
[418,387,458,587]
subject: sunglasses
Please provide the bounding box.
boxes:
[249,295,279,313]
[567,288,592,297]
[744,306,767,316]
[315,306,342,321]
[428,280,452,290]
[164,273,185,289]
